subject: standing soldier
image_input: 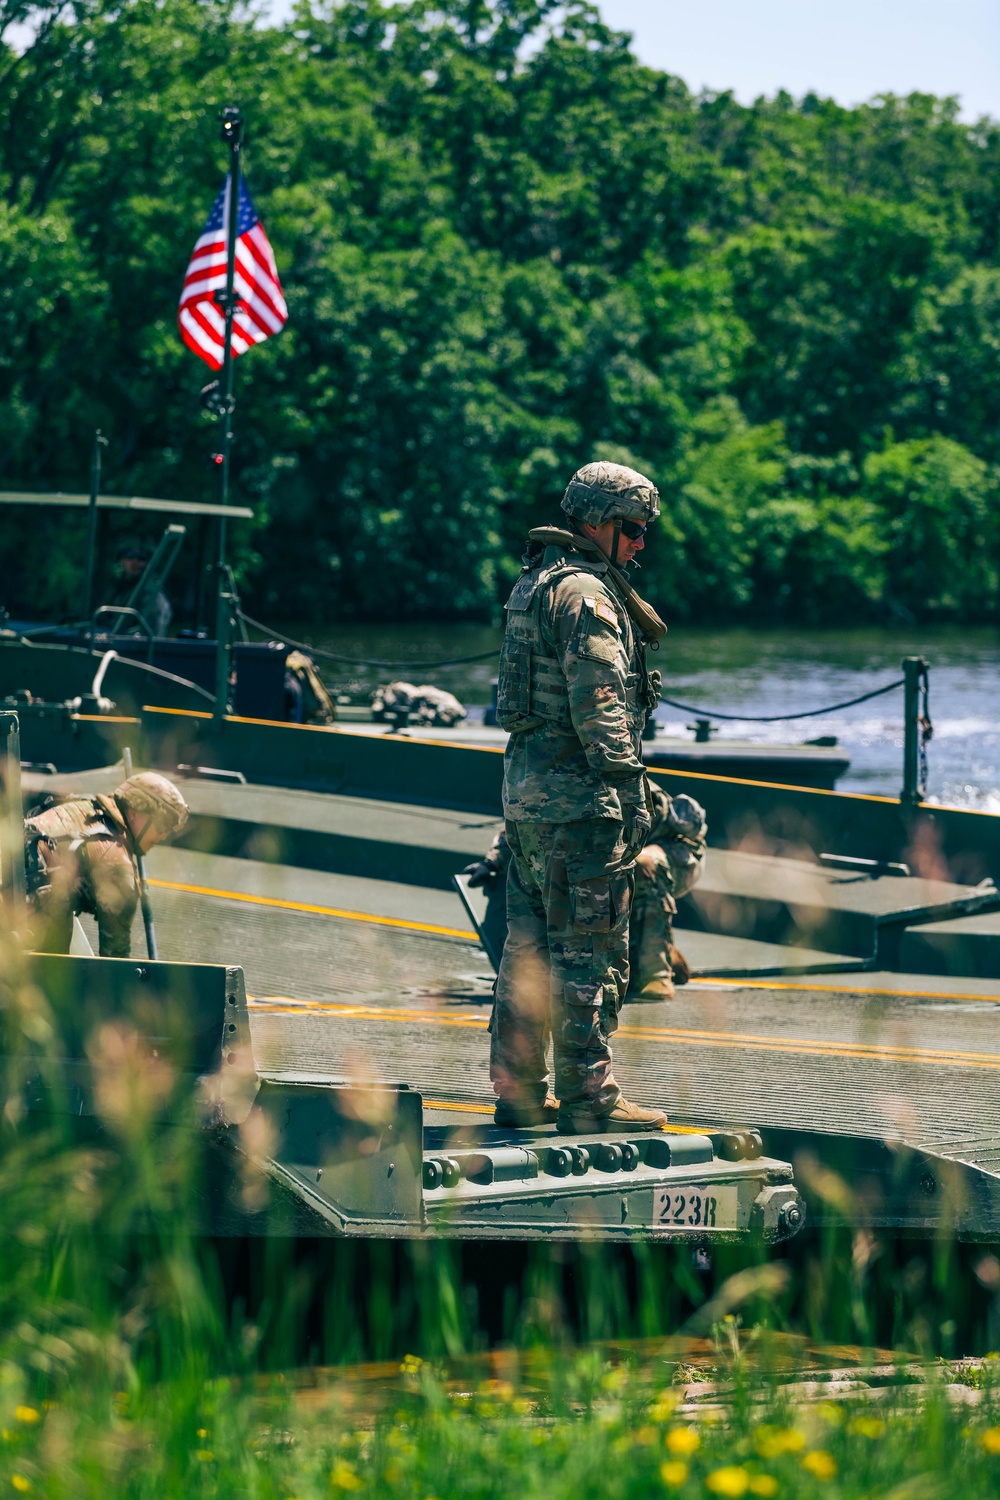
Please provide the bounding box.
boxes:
[25,773,189,957]
[491,460,670,1133]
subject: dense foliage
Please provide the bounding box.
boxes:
[2,0,1000,624]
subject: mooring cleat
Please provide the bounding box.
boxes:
[494,1094,559,1128]
[557,1097,669,1134]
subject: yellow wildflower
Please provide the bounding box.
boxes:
[331,1460,364,1490]
[399,1355,422,1376]
[749,1478,778,1497]
[11,1478,30,1494]
[195,1451,214,1463]
[196,1428,208,1438]
[512,1398,532,1416]
[849,1415,885,1439]
[13,1409,39,1426]
[649,1395,679,1423]
[383,1460,404,1485]
[755,1427,804,1460]
[706,1467,750,1497]
[801,1451,837,1482]
[817,1402,844,1426]
[981,1427,1000,1455]
[659,1460,689,1488]
[666,1426,701,1456]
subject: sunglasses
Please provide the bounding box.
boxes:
[619,519,647,541]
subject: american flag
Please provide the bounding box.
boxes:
[178,174,288,370]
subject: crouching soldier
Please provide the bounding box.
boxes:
[629,787,707,1001]
[25,773,189,957]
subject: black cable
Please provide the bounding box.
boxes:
[238,611,501,671]
[240,607,908,719]
[659,677,906,723]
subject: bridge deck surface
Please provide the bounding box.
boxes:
[69,845,1000,1184]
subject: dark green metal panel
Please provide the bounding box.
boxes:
[246,1077,424,1231]
[140,706,1000,884]
[144,708,506,815]
[17,953,246,1077]
[655,765,1000,886]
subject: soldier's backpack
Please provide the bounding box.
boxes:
[23,799,112,903]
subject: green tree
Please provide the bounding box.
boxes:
[1,0,999,626]
[862,435,998,619]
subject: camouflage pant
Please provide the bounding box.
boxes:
[629,847,677,985]
[490,818,632,1110]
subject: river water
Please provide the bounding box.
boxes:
[273,622,999,808]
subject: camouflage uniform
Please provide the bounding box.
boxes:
[25,773,188,959]
[26,795,140,957]
[629,787,707,995]
[490,461,665,1116]
[475,786,707,1000]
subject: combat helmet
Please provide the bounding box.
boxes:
[561,461,660,528]
[113,772,189,841]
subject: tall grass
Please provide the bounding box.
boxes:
[4,931,1000,1495]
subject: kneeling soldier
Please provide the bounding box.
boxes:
[629,788,707,1001]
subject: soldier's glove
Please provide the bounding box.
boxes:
[622,806,652,866]
[463,860,497,890]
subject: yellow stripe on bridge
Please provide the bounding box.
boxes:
[248,996,1000,1073]
[148,877,475,941]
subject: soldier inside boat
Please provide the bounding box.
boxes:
[109,538,173,638]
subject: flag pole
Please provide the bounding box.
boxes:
[213,105,243,719]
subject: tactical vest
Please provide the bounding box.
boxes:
[23,798,124,903]
[496,555,655,737]
[23,821,104,901]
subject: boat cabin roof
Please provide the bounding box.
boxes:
[0,491,253,519]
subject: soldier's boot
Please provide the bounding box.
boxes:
[557,1097,668,1134]
[631,933,692,1003]
[494,1093,559,1128]
[634,972,674,1002]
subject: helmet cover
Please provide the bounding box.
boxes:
[114,772,189,840]
[561,461,660,527]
